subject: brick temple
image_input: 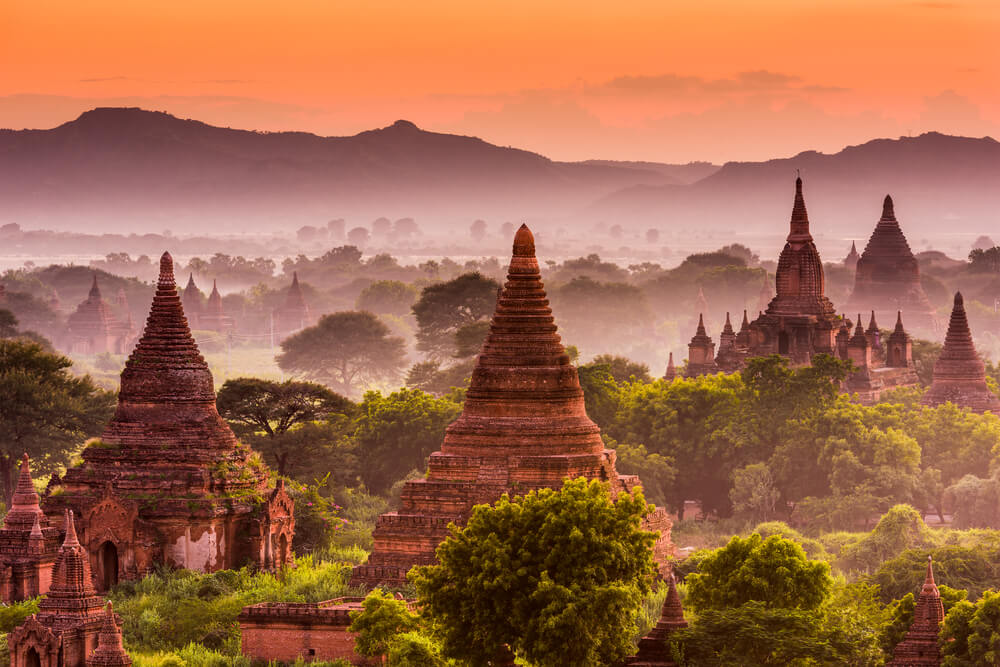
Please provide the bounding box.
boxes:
[272,272,313,341]
[64,276,136,355]
[198,280,236,333]
[886,557,944,666]
[42,252,294,590]
[845,195,937,331]
[352,225,673,587]
[682,178,919,402]
[0,455,62,602]
[8,511,112,667]
[626,574,687,667]
[923,292,1000,413]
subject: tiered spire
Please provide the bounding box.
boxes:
[87,602,132,667]
[923,292,1000,412]
[628,575,688,666]
[89,274,102,300]
[40,510,104,614]
[844,240,860,271]
[206,280,225,315]
[887,556,945,666]
[3,454,45,531]
[850,315,869,348]
[664,352,676,381]
[103,252,238,451]
[788,176,811,241]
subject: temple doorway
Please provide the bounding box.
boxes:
[25,647,41,667]
[778,331,790,354]
[99,541,119,591]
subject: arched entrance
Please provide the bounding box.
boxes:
[778,331,790,355]
[25,647,41,667]
[98,541,119,591]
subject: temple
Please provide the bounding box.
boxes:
[678,178,920,402]
[886,556,944,667]
[0,455,62,602]
[181,274,204,326]
[8,511,110,667]
[42,253,294,590]
[663,352,676,382]
[272,272,313,341]
[351,225,673,587]
[843,240,860,273]
[845,195,937,331]
[923,292,1000,413]
[85,603,131,667]
[627,575,687,667]
[198,280,236,333]
[64,276,136,355]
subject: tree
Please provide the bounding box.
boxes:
[871,545,1000,604]
[347,227,371,245]
[0,310,18,338]
[576,362,620,429]
[216,378,355,477]
[354,389,462,493]
[0,340,115,503]
[589,354,651,384]
[277,311,407,397]
[469,219,487,242]
[881,584,966,658]
[412,273,499,359]
[405,360,474,396]
[453,320,491,359]
[686,534,833,612]
[356,280,419,317]
[349,589,420,659]
[941,590,1000,666]
[730,463,780,523]
[412,479,657,667]
[614,442,676,508]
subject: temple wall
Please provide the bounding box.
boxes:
[239,601,377,665]
[167,522,223,572]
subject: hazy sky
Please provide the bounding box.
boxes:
[3,0,998,162]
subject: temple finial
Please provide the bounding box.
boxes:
[158,252,175,287]
[63,509,80,548]
[882,194,895,220]
[513,224,535,258]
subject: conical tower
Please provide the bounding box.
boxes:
[685,314,718,377]
[272,272,313,339]
[5,454,46,531]
[66,274,119,355]
[87,602,132,667]
[199,280,235,333]
[663,352,676,382]
[181,273,203,327]
[923,292,1000,412]
[887,311,914,368]
[38,511,104,617]
[0,455,62,603]
[715,312,744,373]
[44,253,295,586]
[844,240,860,272]
[846,195,936,331]
[627,574,688,666]
[351,225,673,587]
[887,556,945,666]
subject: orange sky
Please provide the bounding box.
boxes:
[2,0,998,162]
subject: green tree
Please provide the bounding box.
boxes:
[576,362,620,429]
[941,590,1000,666]
[614,442,676,508]
[354,389,462,493]
[405,360,474,396]
[0,310,17,338]
[880,584,966,658]
[0,340,115,503]
[412,273,499,359]
[412,479,657,667]
[871,546,1000,603]
[216,378,355,478]
[356,280,420,317]
[589,354,651,384]
[349,589,420,659]
[277,311,407,396]
[453,320,491,359]
[838,505,934,575]
[730,463,780,523]
[686,534,833,612]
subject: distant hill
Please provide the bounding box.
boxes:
[589,133,1000,241]
[0,108,684,232]
[577,160,719,185]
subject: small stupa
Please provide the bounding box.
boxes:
[886,556,945,666]
[627,574,688,666]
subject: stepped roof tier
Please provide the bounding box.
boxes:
[351,225,673,587]
[627,575,687,666]
[923,292,1000,413]
[43,253,294,586]
[887,557,945,666]
[846,195,937,330]
[87,602,132,667]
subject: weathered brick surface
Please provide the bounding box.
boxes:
[886,557,944,666]
[0,455,61,602]
[351,225,674,588]
[238,599,377,665]
[42,253,294,588]
[627,575,687,667]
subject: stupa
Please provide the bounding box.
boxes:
[845,195,937,331]
[746,177,839,363]
[886,556,944,666]
[198,280,235,333]
[684,314,718,377]
[0,455,62,602]
[843,241,860,272]
[181,274,204,327]
[65,276,122,355]
[627,575,687,667]
[351,225,673,587]
[923,292,1000,413]
[663,352,677,382]
[714,312,743,373]
[43,253,294,590]
[8,511,107,667]
[86,603,131,667]
[272,272,313,341]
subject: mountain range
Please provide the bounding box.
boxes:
[1,108,997,240]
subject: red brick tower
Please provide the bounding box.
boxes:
[887,312,914,368]
[887,556,945,666]
[846,195,937,331]
[627,574,688,666]
[0,455,62,602]
[86,603,131,667]
[747,177,839,363]
[923,292,1000,413]
[351,225,673,587]
[8,511,107,667]
[663,352,676,382]
[685,314,718,377]
[44,253,294,589]
[715,312,744,373]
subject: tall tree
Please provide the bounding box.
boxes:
[216,377,355,477]
[276,311,406,397]
[412,479,657,667]
[412,272,499,359]
[0,340,115,503]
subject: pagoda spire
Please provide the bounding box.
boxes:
[664,352,676,381]
[867,310,878,333]
[788,176,811,242]
[87,601,132,666]
[887,556,944,666]
[722,312,734,336]
[627,574,688,666]
[924,292,1000,412]
[4,453,44,530]
[89,274,102,300]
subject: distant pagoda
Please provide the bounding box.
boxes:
[43,253,294,590]
[272,272,313,341]
[886,556,944,666]
[351,225,673,587]
[65,276,132,355]
[843,240,860,272]
[198,280,235,333]
[0,455,62,602]
[923,292,1000,413]
[684,314,718,377]
[627,574,687,666]
[846,195,936,331]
